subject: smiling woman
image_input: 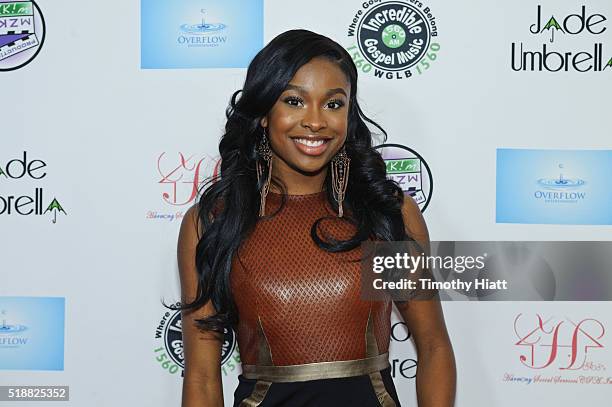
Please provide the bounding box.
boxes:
[171,29,456,407]
[261,59,350,188]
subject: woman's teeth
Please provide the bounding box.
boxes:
[294,138,326,147]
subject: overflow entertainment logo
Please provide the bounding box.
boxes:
[496,149,612,225]
[511,5,611,73]
[0,297,65,371]
[534,163,587,204]
[178,8,227,48]
[141,0,263,69]
[346,0,440,80]
[0,152,67,223]
[0,0,45,71]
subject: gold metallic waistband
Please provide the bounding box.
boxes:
[241,352,390,382]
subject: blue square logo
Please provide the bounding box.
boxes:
[0,297,65,371]
[141,0,263,69]
[496,149,612,225]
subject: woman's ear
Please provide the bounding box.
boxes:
[260,116,268,128]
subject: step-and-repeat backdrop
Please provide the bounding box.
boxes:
[2,0,611,405]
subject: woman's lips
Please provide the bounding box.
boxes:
[291,137,331,156]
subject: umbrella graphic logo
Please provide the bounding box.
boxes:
[44,197,66,224]
[541,16,565,43]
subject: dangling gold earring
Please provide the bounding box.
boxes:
[331,145,350,217]
[256,128,272,217]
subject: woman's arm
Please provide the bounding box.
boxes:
[178,205,224,407]
[395,196,456,406]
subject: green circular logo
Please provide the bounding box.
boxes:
[381,24,405,49]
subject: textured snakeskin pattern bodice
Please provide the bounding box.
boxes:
[230,190,391,366]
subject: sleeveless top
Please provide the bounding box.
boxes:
[230,190,392,367]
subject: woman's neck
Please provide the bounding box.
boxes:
[269,156,327,195]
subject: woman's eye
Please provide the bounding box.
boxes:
[283,96,345,109]
[284,96,303,107]
[327,99,345,109]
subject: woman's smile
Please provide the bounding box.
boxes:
[290,135,332,156]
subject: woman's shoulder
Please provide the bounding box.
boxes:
[180,204,203,243]
[182,195,226,232]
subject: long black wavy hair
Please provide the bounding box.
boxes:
[169,29,414,333]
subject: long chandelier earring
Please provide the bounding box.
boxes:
[256,128,273,217]
[331,145,350,217]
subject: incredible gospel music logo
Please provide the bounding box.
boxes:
[346,0,440,80]
[153,307,240,378]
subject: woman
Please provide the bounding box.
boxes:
[175,29,456,406]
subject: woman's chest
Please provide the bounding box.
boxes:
[231,216,366,315]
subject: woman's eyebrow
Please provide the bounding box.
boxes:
[285,84,348,97]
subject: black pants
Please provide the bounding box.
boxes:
[233,366,401,406]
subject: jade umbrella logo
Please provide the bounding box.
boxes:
[44,198,67,224]
[0,152,67,223]
[0,0,45,71]
[512,5,611,72]
[347,0,440,80]
[529,5,607,43]
[537,16,564,43]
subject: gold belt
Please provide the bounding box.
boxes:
[241,352,390,382]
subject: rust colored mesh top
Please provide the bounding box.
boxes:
[230,190,391,366]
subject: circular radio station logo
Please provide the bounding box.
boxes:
[154,309,238,376]
[0,0,45,71]
[347,0,439,79]
[359,2,430,71]
[375,143,433,211]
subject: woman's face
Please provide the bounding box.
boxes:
[260,57,351,176]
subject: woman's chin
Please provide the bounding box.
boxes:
[288,159,329,176]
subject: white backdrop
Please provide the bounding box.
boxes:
[2,0,611,406]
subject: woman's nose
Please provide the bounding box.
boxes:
[300,107,327,132]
